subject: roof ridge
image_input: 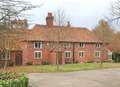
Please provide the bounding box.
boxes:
[31,24,91,32]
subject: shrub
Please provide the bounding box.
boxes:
[42,60,49,65]
[112,53,120,63]
[75,60,79,64]
[86,60,94,63]
[0,72,28,87]
[26,61,33,65]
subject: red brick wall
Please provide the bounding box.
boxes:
[22,41,108,65]
[74,43,108,63]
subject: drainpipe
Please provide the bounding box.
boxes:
[73,43,75,63]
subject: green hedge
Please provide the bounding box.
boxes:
[0,72,28,87]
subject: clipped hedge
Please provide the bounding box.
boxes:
[0,72,28,87]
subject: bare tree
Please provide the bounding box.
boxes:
[45,10,71,70]
[110,0,120,23]
[54,8,70,26]
[93,20,114,43]
[0,0,41,69]
[93,20,114,67]
[0,0,40,25]
[45,29,62,70]
[0,27,22,69]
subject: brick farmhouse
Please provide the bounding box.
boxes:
[0,13,110,65]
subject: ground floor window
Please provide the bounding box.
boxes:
[0,51,10,60]
[108,51,112,59]
[95,51,101,58]
[64,51,71,58]
[79,51,85,58]
[34,51,42,59]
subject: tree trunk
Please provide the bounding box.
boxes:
[56,51,60,71]
[3,52,8,70]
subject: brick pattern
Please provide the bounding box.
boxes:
[22,42,108,65]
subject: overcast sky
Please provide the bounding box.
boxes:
[26,0,116,29]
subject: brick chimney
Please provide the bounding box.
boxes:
[46,12,54,27]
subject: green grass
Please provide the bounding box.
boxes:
[1,63,120,73]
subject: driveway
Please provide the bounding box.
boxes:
[28,68,120,87]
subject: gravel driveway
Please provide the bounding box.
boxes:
[28,68,120,87]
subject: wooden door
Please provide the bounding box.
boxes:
[15,52,22,65]
[58,52,62,64]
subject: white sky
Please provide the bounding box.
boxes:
[25,0,116,29]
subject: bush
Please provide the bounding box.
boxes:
[26,61,33,65]
[0,72,28,87]
[86,60,94,63]
[112,53,120,63]
[74,60,79,64]
[42,60,49,65]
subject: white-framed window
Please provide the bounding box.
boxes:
[63,43,71,49]
[96,44,100,48]
[0,51,10,60]
[108,50,112,59]
[79,51,85,58]
[34,42,42,49]
[64,51,71,58]
[79,43,85,48]
[95,51,101,58]
[34,51,42,59]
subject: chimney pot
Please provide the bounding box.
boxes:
[67,21,71,27]
[48,12,52,17]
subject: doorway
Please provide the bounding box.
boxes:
[56,52,62,64]
[15,51,22,65]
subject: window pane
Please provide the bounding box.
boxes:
[95,51,100,58]
[35,43,37,48]
[65,51,71,58]
[79,43,85,48]
[96,44,100,48]
[35,51,42,59]
[79,51,84,58]
[35,52,37,58]
[34,42,42,48]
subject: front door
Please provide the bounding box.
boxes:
[15,52,22,65]
[57,52,62,64]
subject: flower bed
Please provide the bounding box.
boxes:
[0,72,28,87]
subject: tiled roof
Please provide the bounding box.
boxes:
[25,24,102,43]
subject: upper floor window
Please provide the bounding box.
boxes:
[79,43,85,48]
[34,51,42,59]
[63,43,71,49]
[95,51,101,58]
[79,51,85,58]
[34,42,42,49]
[96,44,100,48]
[64,51,71,58]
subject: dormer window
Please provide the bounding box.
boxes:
[79,43,85,48]
[96,44,100,48]
[34,42,42,49]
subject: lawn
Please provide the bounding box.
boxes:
[1,63,120,73]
